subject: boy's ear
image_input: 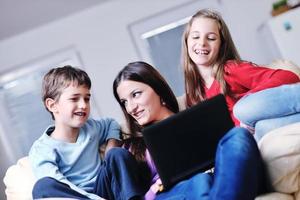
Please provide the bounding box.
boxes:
[45,98,57,113]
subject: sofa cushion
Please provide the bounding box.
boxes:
[266,59,300,77]
[3,156,36,200]
[258,122,300,194]
[255,192,294,200]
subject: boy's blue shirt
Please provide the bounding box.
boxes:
[29,118,121,199]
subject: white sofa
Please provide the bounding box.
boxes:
[3,60,300,199]
[4,120,300,200]
[256,122,300,200]
[4,157,35,200]
[251,59,300,200]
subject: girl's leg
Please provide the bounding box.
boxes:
[209,127,267,200]
[32,177,90,199]
[93,147,145,200]
[255,113,300,141]
[156,172,213,200]
[233,83,300,127]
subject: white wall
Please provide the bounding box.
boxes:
[0,0,278,121]
[0,0,281,198]
[221,0,272,62]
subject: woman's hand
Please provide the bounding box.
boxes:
[150,178,163,194]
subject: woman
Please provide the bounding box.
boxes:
[113,61,266,200]
[181,9,300,140]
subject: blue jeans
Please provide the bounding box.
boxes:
[156,127,266,200]
[156,173,213,200]
[32,148,144,200]
[233,83,300,141]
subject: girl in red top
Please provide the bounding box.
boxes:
[181,9,300,141]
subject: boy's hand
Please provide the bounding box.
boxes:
[105,139,122,155]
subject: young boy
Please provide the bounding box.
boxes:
[29,66,144,200]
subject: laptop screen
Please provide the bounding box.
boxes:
[142,94,234,190]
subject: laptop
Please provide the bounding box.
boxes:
[142,94,234,190]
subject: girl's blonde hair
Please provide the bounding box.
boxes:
[181,9,240,106]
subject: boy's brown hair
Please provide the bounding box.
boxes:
[42,65,91,119]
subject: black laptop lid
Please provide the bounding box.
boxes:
[142,94,234,190]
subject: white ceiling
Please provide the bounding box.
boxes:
[0,0,107,41]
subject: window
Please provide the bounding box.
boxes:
[128,0,221,96]
[141,18,189,96]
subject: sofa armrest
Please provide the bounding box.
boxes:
[3,156,36,200]
[255,192,294,200]
[258,122,300,194]
[266,59,300,78]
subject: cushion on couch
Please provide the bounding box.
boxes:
[258,122,300,195]
[295,190,300,200]
[266,59,300,77]
[3,156,35,200]
[256,192,294,200]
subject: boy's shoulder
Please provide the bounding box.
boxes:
[29,126,57,161]
[32,126,54,145]
[82,118,120,132]
[30,125,58,147]
[83,118,121,140]
[85,117,118,126]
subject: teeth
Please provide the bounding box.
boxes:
[75,112,85,116]
[194,49,209,55]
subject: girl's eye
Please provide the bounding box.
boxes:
[190,34,199,39]
[84,97,90,102]
[207,34,218,41]
[208,37,217,41]
[70,98,78,102]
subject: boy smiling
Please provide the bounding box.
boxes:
[29,65,144,200]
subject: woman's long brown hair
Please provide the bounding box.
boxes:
[113,61,179,185]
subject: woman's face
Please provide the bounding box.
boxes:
[117,80,169,126]
[187,17,221,68]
